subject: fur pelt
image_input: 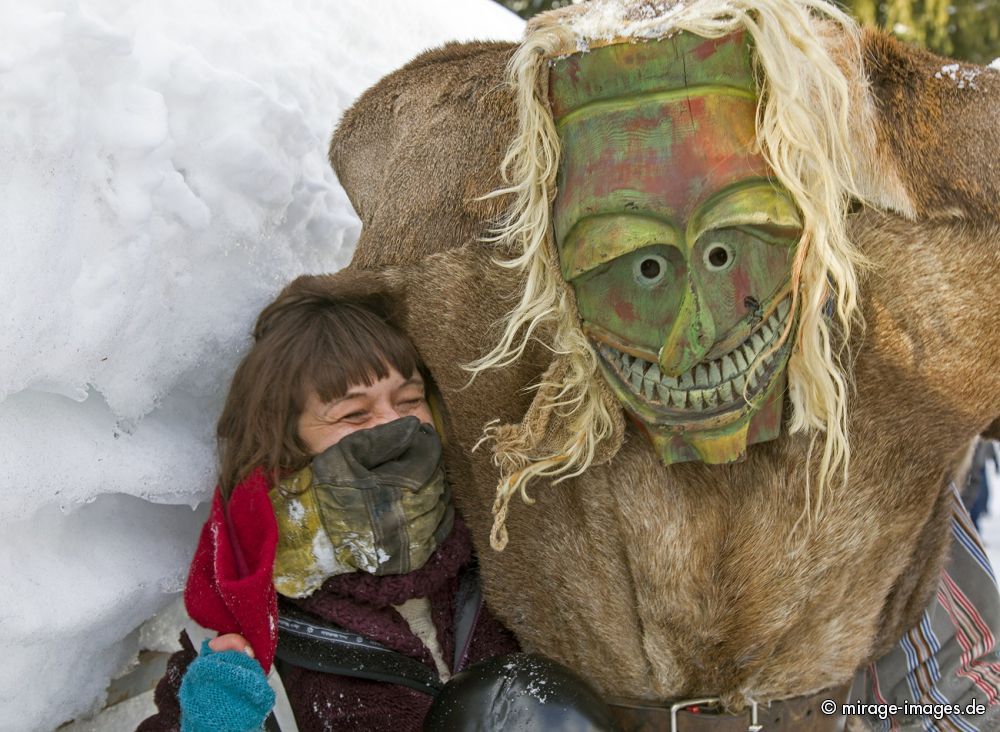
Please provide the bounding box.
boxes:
[330,41,516,268]
[300,28,1000,709]
[861,30,1000,222]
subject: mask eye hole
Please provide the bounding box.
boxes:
[633,254,668,286]
[704,242,735,272]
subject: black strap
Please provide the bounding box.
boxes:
[452,563,483,672]
[273,565,485,697]
[275,605,443,695]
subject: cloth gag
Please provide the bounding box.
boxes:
[270,416,454,598]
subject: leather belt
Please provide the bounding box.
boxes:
[606,683,850,731]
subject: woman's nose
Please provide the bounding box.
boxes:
[369,407,404,427]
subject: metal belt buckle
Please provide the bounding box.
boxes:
[670,696,762,732]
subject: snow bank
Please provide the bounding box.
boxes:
[0,1,522,728]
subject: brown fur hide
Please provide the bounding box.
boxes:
[287,31,1000,707]
[861,30,1000,222]
[330,41,516,267]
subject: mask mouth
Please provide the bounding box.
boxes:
[595,296,792,417]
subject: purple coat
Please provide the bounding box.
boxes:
[138,516,519,731]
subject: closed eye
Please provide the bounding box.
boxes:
[397,397,426,411]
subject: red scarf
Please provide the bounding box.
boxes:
[184,468,280,672]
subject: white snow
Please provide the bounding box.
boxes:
[937,62,961,77]
[979,447,1000,573]
[556,0,690,52]
[287,497,306,525]
[342,530,382,574]
[990,58,1000,72]
[311,528,350,578]
[0,1,522,729]
[934,62,982,89]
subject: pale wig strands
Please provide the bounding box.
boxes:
[469,0,871,549]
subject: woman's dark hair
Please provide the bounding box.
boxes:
[216,285,428,499]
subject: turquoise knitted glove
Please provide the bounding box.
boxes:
[179,639,275,732]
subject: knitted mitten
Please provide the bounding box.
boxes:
[179,640,275,732]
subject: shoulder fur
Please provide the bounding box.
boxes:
[330,41,517,268]
[862,29,1000,221]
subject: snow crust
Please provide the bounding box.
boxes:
[981,450,1000,573]
[934,62,983,89]
[0,1,522,728]
[551,0,690,52]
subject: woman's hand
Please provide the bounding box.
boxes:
[179,638,274,731]
[209,632,255,658]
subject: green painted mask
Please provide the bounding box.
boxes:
[550,31,801,465]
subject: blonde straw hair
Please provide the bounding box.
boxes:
[468,0,871,549]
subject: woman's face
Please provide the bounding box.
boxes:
[297,366,433,455]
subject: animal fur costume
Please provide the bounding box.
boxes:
[279,0,1000,712]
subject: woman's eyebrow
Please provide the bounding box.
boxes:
[326,390,367,407]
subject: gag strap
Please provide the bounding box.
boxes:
[273,564,483,695]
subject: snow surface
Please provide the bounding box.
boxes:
[0,1,522,729]
[979,449,1000,573]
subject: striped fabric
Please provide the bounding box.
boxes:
[850,485,1000,730]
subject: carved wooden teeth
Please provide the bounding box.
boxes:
[602,297,791,411]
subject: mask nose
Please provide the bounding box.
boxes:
[658,283,715,377]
